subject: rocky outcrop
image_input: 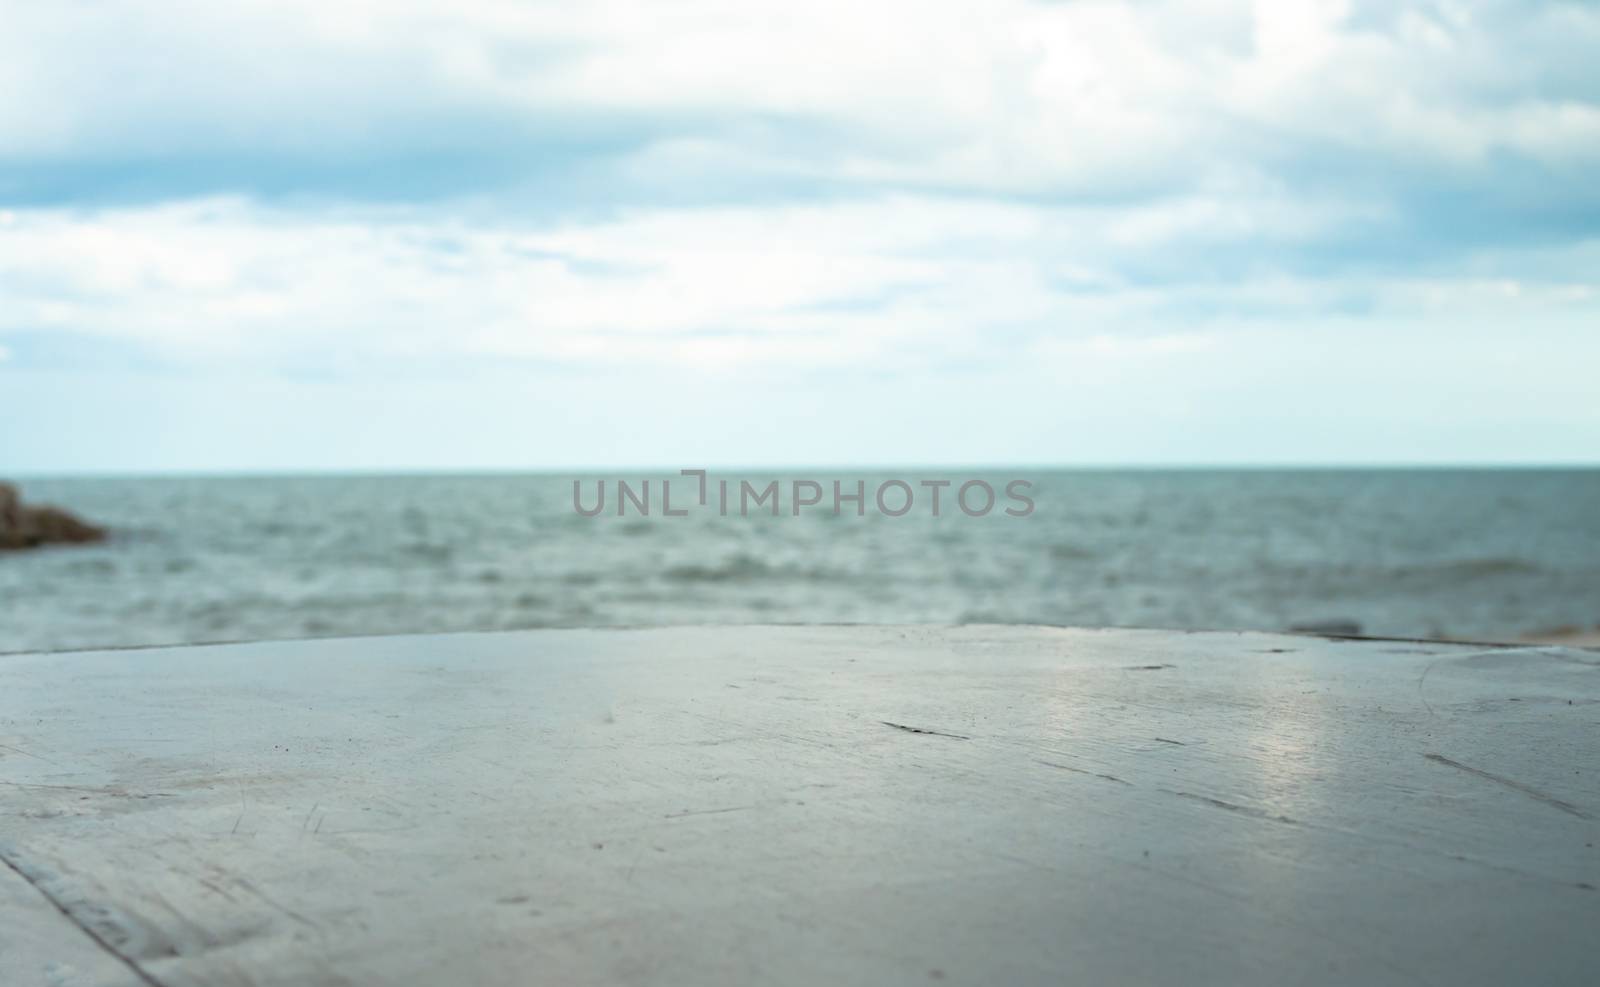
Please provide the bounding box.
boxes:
[0,481,106,550]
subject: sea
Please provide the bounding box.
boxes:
[4,469,1599,653]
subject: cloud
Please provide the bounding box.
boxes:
[3,191,1595,378]
[0,0,1597,467]
[3,1,1597,204]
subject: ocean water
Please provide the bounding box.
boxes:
[3,470,1599,653]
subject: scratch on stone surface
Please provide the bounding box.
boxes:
[1166,790,1299,826]
[1036,760,1130,785]
[1418,647,1567,719]
[881,721,970,740]
[1417,658,1443,717]
[1422,753,1591,819]
[1124,664,1176,671]
[0,780,174,798]
[664,805,757,819]
[195,876,238,903]
[0,742,60,765]
[1152,737,1186,746]
[0,848,168,987]
[233,876,319,930]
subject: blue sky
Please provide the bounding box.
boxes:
[2,0,1598,472]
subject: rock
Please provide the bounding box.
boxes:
[1517,624,1600,649]
[1289,619,1364,637]
[0,482,107,551]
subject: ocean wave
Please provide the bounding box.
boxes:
[1255,556,1546,596]
[1374,557,1544,589]
[660,553,847,584]
[1411,557,1542,578]
[6,472,1598,652]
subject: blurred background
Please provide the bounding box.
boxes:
[5,470,1599,652]
[2,2,1597,651]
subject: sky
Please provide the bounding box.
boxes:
[2,0,1598,473]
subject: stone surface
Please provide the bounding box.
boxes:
[1,625,1597,986]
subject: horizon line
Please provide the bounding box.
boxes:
[9,462,1600,480]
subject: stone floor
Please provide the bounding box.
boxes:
[3,625,1597,986]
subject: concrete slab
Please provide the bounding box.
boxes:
[1,626,1597,986]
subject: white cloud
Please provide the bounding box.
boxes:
[2,191,1595,377]
[3,1,1597,191]
[1,1,1598,467]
